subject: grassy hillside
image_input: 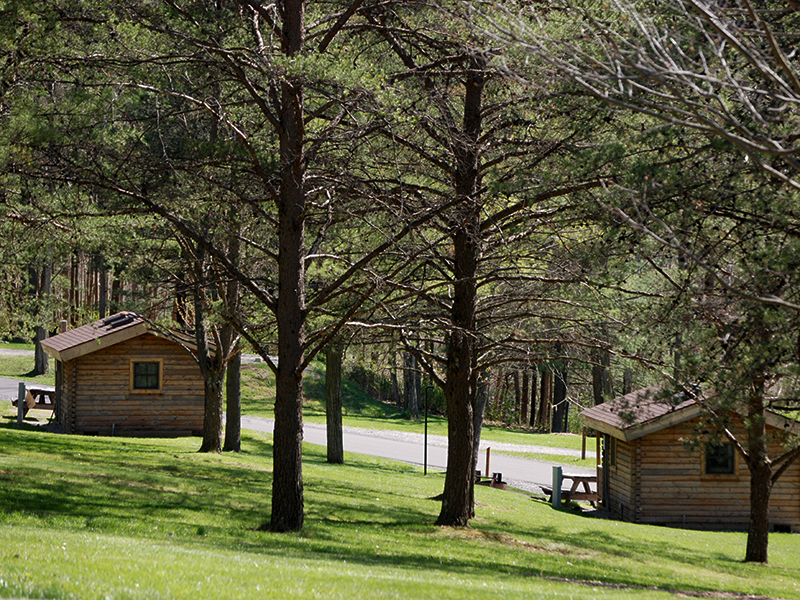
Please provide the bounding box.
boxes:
[0,423,799,599]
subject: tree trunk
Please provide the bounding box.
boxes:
[521,371,529,425]
[194,278,225,454]
[223,343,241,452]
[98,257,107,319]
[223,208,242,453]
[512,370,521,424]
[746,459,772,563]
[111,266,122,313]
[200,371,225,453]
[538,369,552,432]
[270,0,306,532]
[389,365,403,406]
[592,348,612,405]
[403,351,420,419]
[528,368,537,427]
[623,368,633,396]
[33,326,49,375]
[552,360,569,433]
[325,340,344,464]
[436,55,485,527]
[32,263,51,376]
[744,376,771,563]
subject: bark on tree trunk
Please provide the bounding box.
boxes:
[528,368,537,427]
[194,278,225,454]
[623,368,633,396]
[437,325,475,527]
[34,326,49,376]
[552,362,569,433]
[436,55,485,527]
[32,263,51,376]
[592,348,612,405]
[223,209,241,453]
[521,371,529,425]
[270,0,306,530]
[200,371,225,453]
[744,377,771,563]
[98,257,107,319]
[538,369,552,432]
[223,344,241,452]
[403,351,420,419]
[746,459,772,563]
[325,340,344,464]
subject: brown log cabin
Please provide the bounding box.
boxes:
[40,312,205,437]
[581,387,800,533]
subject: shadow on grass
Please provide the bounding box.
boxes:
[0,425,758,595]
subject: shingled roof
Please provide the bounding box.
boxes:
[581,386,704,442]
[582,385,800,441]
[41,312,150,362]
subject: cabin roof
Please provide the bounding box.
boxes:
[582,385,800,441]
[581,386,700,441]
[41,312,201,362]
[40,312,148,362]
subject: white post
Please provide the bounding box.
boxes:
[552,465,562,507]
[17,382,26,424]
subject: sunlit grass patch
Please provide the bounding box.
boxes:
[0,425,799,599]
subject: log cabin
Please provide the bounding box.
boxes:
[581,386,800,533]
[40,312,205,437]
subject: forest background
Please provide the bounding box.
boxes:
[1,0,798,564]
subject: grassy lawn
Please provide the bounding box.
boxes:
[0,418,799,599]
[0,352,55,386]
[0,342,37,351]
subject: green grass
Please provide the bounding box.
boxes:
[0,342,35,351]
[0,417,799,599]
[0,353,55,386]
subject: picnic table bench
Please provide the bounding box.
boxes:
[542,473,598,506]
[11,386,56,417]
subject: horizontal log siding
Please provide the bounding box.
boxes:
[57,360,76,434]
[67,333,204,437]
[633,419,800,532]
[608,439,636,522]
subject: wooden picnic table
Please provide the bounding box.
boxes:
[542,473,598,506]
[562,473,598,506]
[11,386,56,418]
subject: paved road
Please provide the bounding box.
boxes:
[0,370,594,494]
[242,416,594,494]
[0,376,54,401]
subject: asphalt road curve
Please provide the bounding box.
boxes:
[242,416,595,494]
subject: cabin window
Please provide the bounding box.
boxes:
[705,442,735,475]
[131,361,161,391]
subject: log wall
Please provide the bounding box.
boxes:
[606,438,636,522]
[608,418,800,532]
[57,333,204,437]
